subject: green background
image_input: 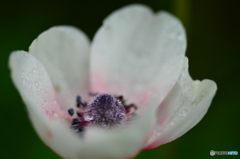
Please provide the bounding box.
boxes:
[0,0,239,158]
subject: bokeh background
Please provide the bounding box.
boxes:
[0,0,239,158]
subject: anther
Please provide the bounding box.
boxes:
[87,93,126,127]
[125,103,137,113]
[76,95,82,108]
[72,118,81,125]
[77,126,84,132]
[77,95,81,102]
[116,95,125,104]
[126,103,137,109]
[68,108,74,116]
[82,101,87,107]
[77,112,82,117]
[76,95,88,108]
[117,95,123,100]
[69,93,138,133]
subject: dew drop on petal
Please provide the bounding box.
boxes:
[84,113,93,121]
[170,121,175,126]
[181,109,187,116]
[22,79,26,86]
[157,131,161,136]
[169,32,176,39]
[177,33,184,41]
[54,113,58,117]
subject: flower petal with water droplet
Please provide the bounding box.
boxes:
[29,26,90,110]
[90,4,186,108]
[144,57,217,149]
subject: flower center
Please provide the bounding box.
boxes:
[68,93,137,133]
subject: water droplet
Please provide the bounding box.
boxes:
[135,85,143,92]
[157,131,162,136]
[149,136,154,142]
[103,22,110,30]
[170,20,176,26]
[23,79,28,86]
[54,113,58,117]
[84,113,93,121]
[177,34,184,41]
[169,32,176,39]
[170,121,175,126]
[181,109,187,116]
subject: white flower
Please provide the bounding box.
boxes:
[9,4,217,159]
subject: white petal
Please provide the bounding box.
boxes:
[9,51,70,144]
[35,103,156,159]
[91,4,186,108]
[9,51,156,159]
[145,57,217,148]
[29,26,90,110]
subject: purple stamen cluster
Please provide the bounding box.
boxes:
[68,93,137,133]
[87,93,126,127]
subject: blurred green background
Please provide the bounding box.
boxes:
[0,0,239,159]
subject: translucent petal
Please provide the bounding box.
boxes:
[9,51,70,141]
[32,103,156,159]
[29,26,90,110]
[90,4,186,108]
[144,58,217,148]
[9,51,157,159]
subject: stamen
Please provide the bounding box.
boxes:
[68,108,74,116]
[76,112,82,117]
[68,93,138,133]
[77,126,84,132]
[116,95,123,101]
[72,118,81,125]
[87,93,126,128]
[76,95,82,108]
[81,101,87,107]
[76,95,87,108]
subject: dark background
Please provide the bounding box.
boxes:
[0,0,239,158]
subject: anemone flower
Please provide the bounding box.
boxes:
[9,4,217,159]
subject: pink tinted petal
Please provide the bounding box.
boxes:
[9,51,70,144]
[91,5,186,109]
[30,89,157,159]
[55,103,156,159]
[29,26,90,110]
[9,51,158,159]
[144,57,217,149]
